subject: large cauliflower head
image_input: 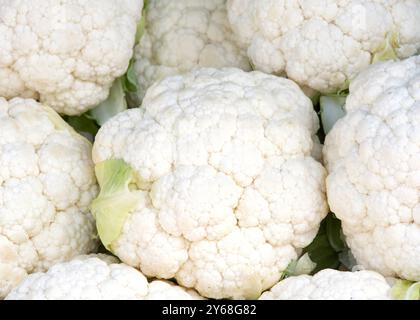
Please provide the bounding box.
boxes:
[260,269,392,300]
[91,68,328,299]
[324,56,420,281]
[227,0,420,94]
[0,0,143,115]
[0,98,98,298]
[6,254,202,300]
[134,0,251,100]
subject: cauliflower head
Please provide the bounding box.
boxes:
[227,0,420,94]
[6,254,202,300]
[260,269,392,300]
[91,68,328,299]
[0,0,143,115]
[134,0,251,100]
[323,56,420,281]
[0,98,98,298]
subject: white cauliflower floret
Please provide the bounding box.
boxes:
[323,56,420,281]
[0,98,98,298]
[6,254,202,300]
[0,0,143,115]
[260,269,392,300]
[134,0,251,100]
[227,0,420,94]
[91,68,328,299]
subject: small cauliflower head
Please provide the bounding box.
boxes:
[227,0,420,94]
[324,56,420,281]
[0,0,143,115]
[6,254,202,300]
[260,269,392,300]
[135,0,251,100]
[0,98,98,298]
[91,68,328,299]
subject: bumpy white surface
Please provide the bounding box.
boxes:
[135,0,251,100]
[227,0,420,93]
[92,68,328,299]
[260,269,392,300]
[324,56,420,281]
[0,98,98,298]
[0,0,143,115]
[6,255,202,300]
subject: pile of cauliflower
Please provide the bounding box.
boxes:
[0,0,419,301]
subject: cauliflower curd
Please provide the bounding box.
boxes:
[0,98,98,298]
[134,0,251,100]
[91,68,328,299]
[227,0,420,94]
[1,0,420,303]
[260,269,393,300]
[0,0,143,115]
[324,56,420,281]
[6,255,202,300]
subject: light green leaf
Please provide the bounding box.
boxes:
[89,78,128,126]
[121,59,139,94]
[91,159,141,251]
[118,1,148,105]
[282,253,317,279]
[44,105,96,142]
[320,95,347,135]
[135,0,148,45]
[372,32,400,64]
[391,280,420,300]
